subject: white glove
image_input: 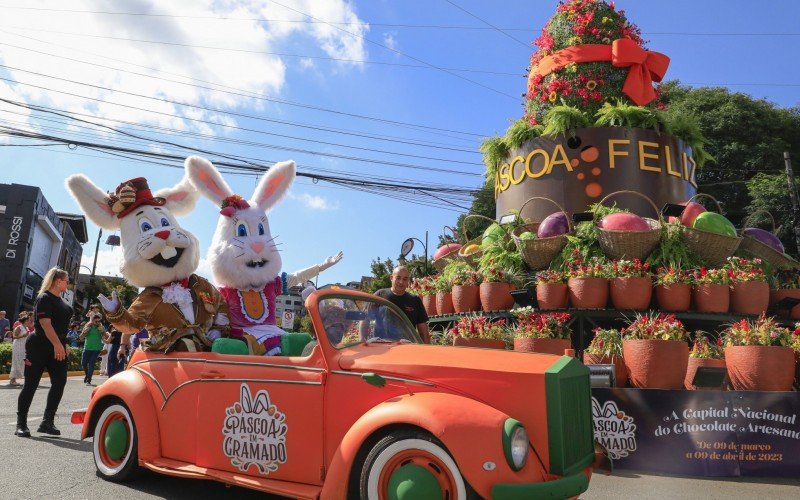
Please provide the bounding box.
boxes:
[98,291,120,313]
[319,251,343,272]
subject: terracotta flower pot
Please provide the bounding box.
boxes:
[452,285,480,313]
[422,295,437,317]
[655,283,691,312]
[479,282,514,311]
[684,357,726,390]
[514,338,571,355]
[453,336,506,350]
[692,283,729,313]
[770,289,800,320]
[725,345,796,391]
[584,353,627,387]
[536,283,568,310]
[610,277,652,310]
[730,281,769,316]
[622,339,689,389]
[568,277,608,309]
[436,292,455,315]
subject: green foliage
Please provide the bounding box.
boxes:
[662,107,714,168]
[594,100,666,132]
[83,278,138,310]
[1,344,85,374]
[366,257,394,293]
[646,222,705,269]
[551,203,624,269]
[746,173,796,256]
[505,119,544,150]
[541,104,591,137]
[298,314,313,335]
[480,136,509,181]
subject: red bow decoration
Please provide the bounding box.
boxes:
[162,278,190,289]
[532,38,669,106]
[220,194,250,217]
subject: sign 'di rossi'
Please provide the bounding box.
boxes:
[495,128,697,222]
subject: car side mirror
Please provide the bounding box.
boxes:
[362,372,386,388]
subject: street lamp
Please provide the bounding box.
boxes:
[90,229,121,278]
[398,231,429,276]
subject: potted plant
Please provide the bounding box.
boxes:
[725,257,769,316]
[690,267,730,313]
[450,315,508,350]
[434,274,455,315]
[535,270,568,310]
[654,266,692,312]
[621,313,689,389]
[511,308,572,355]
[565,253,609,309]
[771,268,800,320]
[478,262,517,312]
[448,262,482,313]
[722,315,795,391]
[410,276,437,317]
[607,259,652,310]
[685,334,726,390]
[584,327,627,387]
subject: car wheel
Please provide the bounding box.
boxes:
[359,430,469,500]
[92,401,140,482]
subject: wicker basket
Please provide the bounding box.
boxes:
[737,210,800,269]
[457,214,497,267]
[512,197,572,270]
[596,191,662,260]
[682,193,742,267]
[432,225,461,272]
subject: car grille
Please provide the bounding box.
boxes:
[545,356,595,476]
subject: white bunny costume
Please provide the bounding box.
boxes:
[66,170,229,353]
[186,156,342,355]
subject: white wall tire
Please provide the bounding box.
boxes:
[92,402,139,482]
[360,431,468,500]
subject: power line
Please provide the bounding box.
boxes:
[441,0,531,49]
[0,30,490,140]
[1,6,798,36]
[263,0,518,101]
[0,78,484,177]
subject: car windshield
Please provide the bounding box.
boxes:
[319,296,421,348]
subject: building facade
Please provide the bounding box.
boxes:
[0,183,87,316]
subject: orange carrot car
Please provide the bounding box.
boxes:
[73,288,595,499]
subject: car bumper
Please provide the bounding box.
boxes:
[491,471,589,499]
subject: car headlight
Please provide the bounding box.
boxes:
[502,418,529,471]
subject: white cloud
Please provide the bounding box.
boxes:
[290,191,339,211]
[0,0,368,133]
[382,32,399,51]
[80,246,125,279]
[299,58,316,70]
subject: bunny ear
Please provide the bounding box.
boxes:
[155,173,199,217]
[65,174,120,230]
[184,155,234,206]
[250,160,295,212]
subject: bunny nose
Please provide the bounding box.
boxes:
[250,242,265,253]
[154,230,170,240]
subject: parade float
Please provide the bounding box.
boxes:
[423,0,800,478]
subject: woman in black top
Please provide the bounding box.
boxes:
[16,267,73,437]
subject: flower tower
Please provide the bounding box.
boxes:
[488,0,710,222]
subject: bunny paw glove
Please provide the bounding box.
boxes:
[98,291,120,313]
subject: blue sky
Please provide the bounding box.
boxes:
[1,0,798,287]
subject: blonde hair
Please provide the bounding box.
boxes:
[39,267,68,295]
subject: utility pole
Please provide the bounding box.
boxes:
[784,152,800,252]
[91,228,102,280]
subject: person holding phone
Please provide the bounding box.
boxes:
[15,267,73,437]
[79,314,106,385]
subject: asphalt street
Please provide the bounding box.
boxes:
[1,376,798,499]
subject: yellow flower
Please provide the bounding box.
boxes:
[567,63,578,73]
[602,16,610,23]
[586,80,597,90]
[548,91,558,102]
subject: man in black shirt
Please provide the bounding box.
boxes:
[374,266,430,343]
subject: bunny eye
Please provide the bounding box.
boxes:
[237,223,249,237]
[138,217,154,233]
[160,217,170,227]
[258,223,265,236]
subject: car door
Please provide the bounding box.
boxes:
[195,349,326,485]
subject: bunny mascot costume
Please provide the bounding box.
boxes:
[186,156,342,355]
[66,165,229,353]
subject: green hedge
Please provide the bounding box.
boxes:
[1,343,91,374]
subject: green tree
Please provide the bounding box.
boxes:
[443,179,497,247]
[365,257,394,293]
[83,278,139,310]
[746,173,798,256]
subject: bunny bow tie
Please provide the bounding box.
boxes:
[162,278,190,289]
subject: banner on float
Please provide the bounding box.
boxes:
[591,388,800,477]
